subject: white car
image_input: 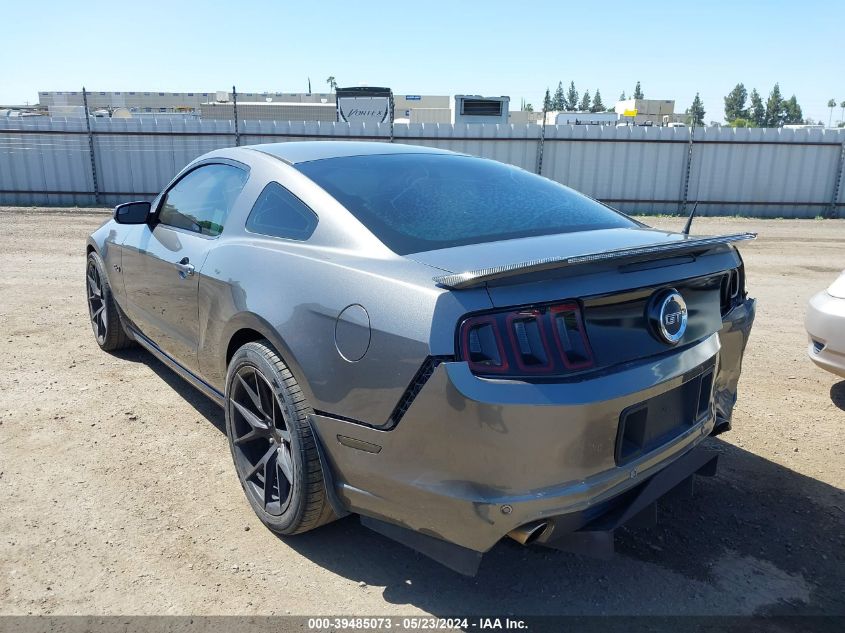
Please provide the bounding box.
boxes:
[806,270,845,378]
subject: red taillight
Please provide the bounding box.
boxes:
[459,301,595,377]
[460,314,510,374]
[550,303,594,369]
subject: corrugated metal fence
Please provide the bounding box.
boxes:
[1,117,843,218]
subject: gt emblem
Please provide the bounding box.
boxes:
[664,310,684,325]
[648,289,688,345]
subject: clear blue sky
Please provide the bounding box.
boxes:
[5,0,843,124]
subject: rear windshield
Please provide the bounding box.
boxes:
[295,153,636,255]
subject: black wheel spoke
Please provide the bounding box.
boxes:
[237,372,265,414]
[263,452,278,507]
[277,444,294,484]
[233,429,261,445]
[245,444,276,480]
[87,274,101,297]
[91,305,104,323]
[232,399,269,432]
[256,375,273,418]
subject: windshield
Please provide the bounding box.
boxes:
[296,153,637,255]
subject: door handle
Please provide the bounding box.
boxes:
[175,257,195,279]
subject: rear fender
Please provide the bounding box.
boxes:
[202,310,316,407]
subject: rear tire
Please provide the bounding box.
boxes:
[86,251,133,352]
[225,340,336,535]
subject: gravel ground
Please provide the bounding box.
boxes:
[0,208,843,618]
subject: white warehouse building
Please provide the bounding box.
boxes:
[37,90,334,113]
[38,90,454,123]
[201,101,338,122]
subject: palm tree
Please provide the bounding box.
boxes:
[840,101,845,127]
[326,76,337,93]
[827,99,837,127]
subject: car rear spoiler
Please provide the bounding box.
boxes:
[432,232,757,290]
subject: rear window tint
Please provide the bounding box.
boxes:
[246,182,318,241]
[296,153,635,255]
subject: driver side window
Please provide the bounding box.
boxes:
[159,164,248,237]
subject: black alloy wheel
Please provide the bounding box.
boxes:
[87,260,108,345]
[85,251,132,351]
[229,365,296,516]
[225,340,336,534]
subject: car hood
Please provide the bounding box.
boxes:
[405,226,688,274]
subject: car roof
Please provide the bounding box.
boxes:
[246,141,461,165]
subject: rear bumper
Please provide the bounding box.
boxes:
[312,300,756,555]
[806,291,845,378]
[533,445,719,558]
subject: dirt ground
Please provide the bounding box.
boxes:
[0,208,843,618]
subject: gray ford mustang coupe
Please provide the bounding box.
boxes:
[86,141,755,574]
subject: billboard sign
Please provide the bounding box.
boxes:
[336,87,392,124]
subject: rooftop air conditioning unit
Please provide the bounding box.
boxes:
[454,95,510,124]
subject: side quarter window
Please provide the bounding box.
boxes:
[158,164,248,237]
[245,182,318,241]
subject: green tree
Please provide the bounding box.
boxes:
[552,82,565,110]
[591,89,605,113]
[784,95,803,124]
[524,103,534,112]
[579,89,592,111]
[619,90,626,101]
[325,76,337,92]
[729,118,755,128]
[688,93,705,126]
[840,101,845,126]
[827,98,837,127]
[724,83,748,122]
[764,83,785,127]
[566,81,578,111]
[633,81,644,99]
[749,89,765,127]
[543,88,552,112]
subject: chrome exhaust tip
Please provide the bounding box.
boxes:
[507,520,550,546]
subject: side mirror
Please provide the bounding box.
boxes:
[114,201,152,224]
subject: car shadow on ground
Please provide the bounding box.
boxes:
[112,347,225,434]
[830,381,845,412]
[121,348,844,618]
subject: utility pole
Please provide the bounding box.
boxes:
[232,85,240,147]
[82,87,100,205]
